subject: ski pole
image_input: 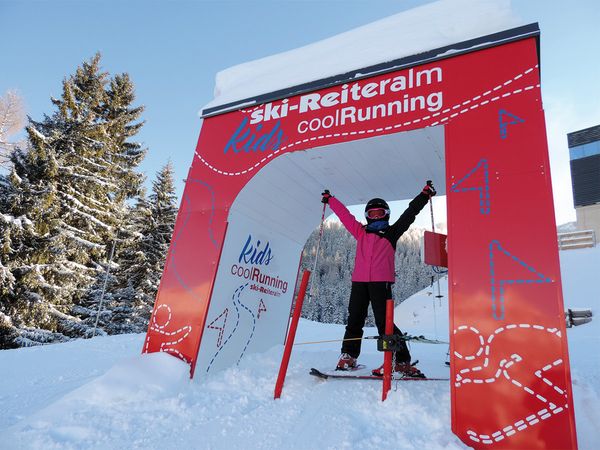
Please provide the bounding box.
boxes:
[427,180,443,297]
[426,180,442,337]
[93,238,117,337]
[427,180,435,234]
[308,190,329,303]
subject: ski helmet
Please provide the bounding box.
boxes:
[364,198,390,223]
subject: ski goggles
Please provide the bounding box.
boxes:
[365,208,389,220]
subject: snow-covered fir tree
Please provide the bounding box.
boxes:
[142,161,178,301]
[103,162,178,334]
[0,175,33,349]
[102,73,146,202]
[0,54,147,347]
[0,122,88,346]
[104,190,153,334]
[76,61,147,332]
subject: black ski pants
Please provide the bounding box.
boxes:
[341,281,411,363]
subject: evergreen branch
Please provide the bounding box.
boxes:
[57,190,115,220]
[64,206,113,230]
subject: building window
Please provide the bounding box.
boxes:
[570,141,600,160]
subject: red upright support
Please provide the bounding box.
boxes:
[382,298,394,401]
[274,270,311,399]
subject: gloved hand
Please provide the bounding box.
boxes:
[321,190,332,204]
[422,180,436,197]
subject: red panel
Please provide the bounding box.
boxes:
[446,41,577,449]
[144,35,577,449]
[424,231,448,267]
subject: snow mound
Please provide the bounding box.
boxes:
[75,352,190,404]
[207,0,523,110]
[3,353,190,449]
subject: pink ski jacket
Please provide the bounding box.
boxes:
[328,193,429,282]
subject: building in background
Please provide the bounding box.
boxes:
[565,124,600,247]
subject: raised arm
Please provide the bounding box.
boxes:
[387,181,437,242]
[322,192,363,240]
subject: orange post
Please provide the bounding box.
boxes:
[382,298,394,401]
[274,270,311,399]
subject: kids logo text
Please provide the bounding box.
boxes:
[224,118,285,154]
[231,235,288,295]
[238,234,273,265]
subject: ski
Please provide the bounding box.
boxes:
[310,368,449,381]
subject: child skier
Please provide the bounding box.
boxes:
[321,182,436,377]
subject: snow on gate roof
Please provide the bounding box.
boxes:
[203,0,525,115]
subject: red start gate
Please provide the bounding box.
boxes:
[144,23,577,449]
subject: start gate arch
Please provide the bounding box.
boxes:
[144,23,577,449]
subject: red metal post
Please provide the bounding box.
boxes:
[382,298,394,401]
[274,270,311,399]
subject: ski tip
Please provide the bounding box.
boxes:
[309,368,329,379]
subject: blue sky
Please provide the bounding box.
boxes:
[1,0,599,226]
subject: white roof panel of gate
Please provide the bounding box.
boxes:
[205,0,523,111]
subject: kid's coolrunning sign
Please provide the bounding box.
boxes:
[144,29,577,449]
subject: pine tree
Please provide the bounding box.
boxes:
[76,60,147,333]
[142,161,178,305]
[102,73,146,202]
[0,128,84,346]
[0,54,147,346]
[107,190,153,333]
[0,55,114,343]
[107,162,177,334]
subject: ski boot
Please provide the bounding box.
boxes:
[336,353,358,371]
[372,360,426,378]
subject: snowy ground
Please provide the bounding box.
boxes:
[0,245,598,449]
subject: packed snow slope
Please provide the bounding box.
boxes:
[0,245,598,450]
